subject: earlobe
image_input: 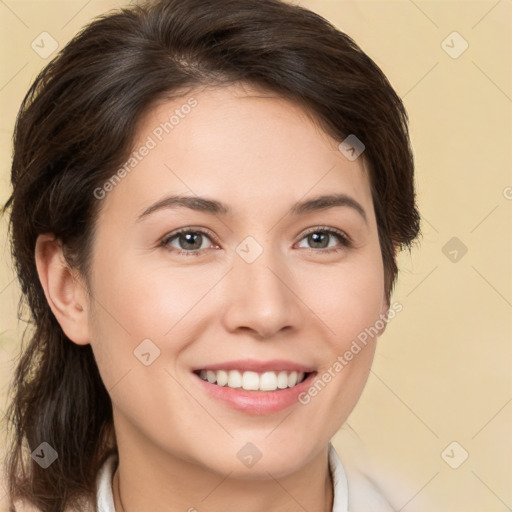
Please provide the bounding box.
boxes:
[34,233,91,345]
[377,294,391,337]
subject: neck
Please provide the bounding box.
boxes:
[112,446,334,512]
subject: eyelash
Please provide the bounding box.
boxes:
[159,226,352,257]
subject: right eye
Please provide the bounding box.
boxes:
[160,228,219,256]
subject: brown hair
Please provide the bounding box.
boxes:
[1,0,420,510]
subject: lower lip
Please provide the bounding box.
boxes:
[193,372,317,415]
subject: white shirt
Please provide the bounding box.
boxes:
[95,442,395,512]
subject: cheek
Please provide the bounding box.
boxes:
[300,250,384,413]
[288,259,384,443]
[89,253,191,336]
[86,254,221,369]
[307,253,385,344]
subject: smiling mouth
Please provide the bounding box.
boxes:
[193,369,313,391]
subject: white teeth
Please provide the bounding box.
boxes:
[260,371,277,391]
[242,371,260,390]
[216,370,228,386]
[288,371,298,387]
[198,369,307,391]
[228,369,242,388]
[276,371,289,389]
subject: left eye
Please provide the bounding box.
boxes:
[296,228,350,252]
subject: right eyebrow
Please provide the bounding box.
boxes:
[136,195,228,222]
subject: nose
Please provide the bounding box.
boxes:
[220,247,304,339]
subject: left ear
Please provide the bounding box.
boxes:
[376,293,391,337]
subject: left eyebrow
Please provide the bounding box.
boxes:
[289,193,367,224]
[136,192,367,225]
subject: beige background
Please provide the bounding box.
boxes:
[0,1,510,510]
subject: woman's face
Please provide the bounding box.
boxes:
[85,83,388,477]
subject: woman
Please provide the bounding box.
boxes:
[2,0,420,510]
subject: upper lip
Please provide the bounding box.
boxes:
[193,359,316,373]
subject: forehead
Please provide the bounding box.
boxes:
[96,83,373,224]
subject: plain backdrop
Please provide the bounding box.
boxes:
[0,1,510,511]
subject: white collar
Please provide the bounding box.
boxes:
[96,442,350,511]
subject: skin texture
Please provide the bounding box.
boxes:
[35,83,388,512]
